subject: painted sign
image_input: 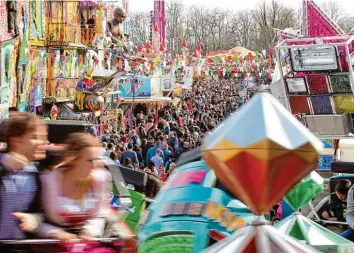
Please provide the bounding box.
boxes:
[29,0,45,41]
[29,48,47,108]
[0,38,18,108]
[119,76,152,97]
[0,105,9,122]
[161,75,172,91]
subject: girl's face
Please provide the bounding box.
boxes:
[159,164,165,173]
[169,163,176,171]
[72,147,103,177]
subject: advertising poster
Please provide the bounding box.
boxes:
[150,76,161,97]
[119,76,152,97]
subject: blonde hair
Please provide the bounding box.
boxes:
[53,133,99,170]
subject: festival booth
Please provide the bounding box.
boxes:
[40,1,122,135]
[202,45,275,95]
[115,73,179,127]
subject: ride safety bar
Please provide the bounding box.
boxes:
[0,238,119,245]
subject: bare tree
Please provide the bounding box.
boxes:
[166,0,185,55]
[129,11,152,43]
[320,1,354,33]
[128,0,353,54]
[252,0,295,50]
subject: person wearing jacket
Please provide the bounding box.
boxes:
[167,131,179,153]
[146,140,165,165]
[340,185,354,241]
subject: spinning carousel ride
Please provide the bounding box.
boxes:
[200,92,332,252]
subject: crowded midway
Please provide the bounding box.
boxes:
[0,0,354,252]
[99,78,252,175]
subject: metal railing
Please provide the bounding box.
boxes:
[0,238,120,245]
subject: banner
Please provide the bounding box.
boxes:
[29,0,45,41]
[29,48,47,107]
[182,66,193,89]
[161,75,172,91]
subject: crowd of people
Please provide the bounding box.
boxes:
[0,77,353,252]
[0,79,251,251]
[99,79,254,182]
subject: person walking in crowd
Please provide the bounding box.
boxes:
[145,161,158,175]
[110,151,120,166]
[104,143,115,157]
[123,157,134,169]
[151,149,164,172]
[146,140,164,165]
[158,163,168,182]
[120,143,139,170]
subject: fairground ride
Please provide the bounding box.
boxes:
[271,0,354,142]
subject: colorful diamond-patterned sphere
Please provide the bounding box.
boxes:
[284,171,324,211]
[203,93,323,215]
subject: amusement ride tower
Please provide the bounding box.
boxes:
[272,0,354,141]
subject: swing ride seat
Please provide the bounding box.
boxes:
[306,172,354,232]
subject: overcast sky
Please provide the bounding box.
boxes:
[128,0,354,16]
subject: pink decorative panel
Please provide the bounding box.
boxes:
[287,41,313,46]
[153,0,166,48]
[295,73,307,78]
[277,31,297,41]
[0,2,12,42]
[305,0,343,37]
[280,34,295,40]
[166,170,207,189]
